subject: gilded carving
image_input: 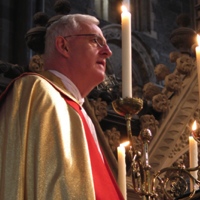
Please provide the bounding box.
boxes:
[152,93,169,112]
[104,127,121,152]
[29,54,44,72]
[89,98,108,122]
[154,63,170,82]
[140,114,159,136]
[164,72,182,92]
[143,82,162,101]
[176,54,195,75]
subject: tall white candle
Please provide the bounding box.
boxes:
[117,141,129,200]
[189,121,198,190]
[121,5,132,98]
[189,136,198,173]
[195,34,200,102]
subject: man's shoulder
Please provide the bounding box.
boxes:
[0,71,78,104]
[0,72,50,102]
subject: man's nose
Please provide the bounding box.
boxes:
[102,44,112,58]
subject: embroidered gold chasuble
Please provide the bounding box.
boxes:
[0,72,98,199]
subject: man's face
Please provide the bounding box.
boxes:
[66,23,112,88]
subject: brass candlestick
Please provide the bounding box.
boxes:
[112,97,143,147]
[112,97,200,200]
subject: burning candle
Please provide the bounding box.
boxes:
[189,121,198,190]
[121,5,132,98]
[195,34,200,101]
[117,141,129,200]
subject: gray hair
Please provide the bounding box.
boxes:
[44,14,99,57]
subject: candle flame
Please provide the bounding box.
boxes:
[192,120,197,131]
[121,5,128,12]
[197,34,200,46]
[120,141,130,147]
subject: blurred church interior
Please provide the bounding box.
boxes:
[1,0,200,199]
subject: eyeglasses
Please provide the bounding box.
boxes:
[63,34,107,48]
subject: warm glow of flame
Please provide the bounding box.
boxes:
[197,34,200,46]
[120,141,130,147]
[192,120,197,131]
[121,5,128,12]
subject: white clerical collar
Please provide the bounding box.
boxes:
[48,70,85,106]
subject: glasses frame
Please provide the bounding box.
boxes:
[63,34,106,48]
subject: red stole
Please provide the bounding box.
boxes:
[64,96,124,200]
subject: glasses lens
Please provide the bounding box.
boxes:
[96,36,105,47]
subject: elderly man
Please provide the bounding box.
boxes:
[0,14,124,200]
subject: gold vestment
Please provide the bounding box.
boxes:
[0,72,96,199]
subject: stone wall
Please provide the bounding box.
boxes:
[0,0,193,69]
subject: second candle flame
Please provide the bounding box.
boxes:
[121,5,128,12]
[192,120,197,131]
[120,141,130,147]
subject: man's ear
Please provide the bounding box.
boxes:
[55,36,69,56]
